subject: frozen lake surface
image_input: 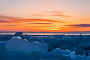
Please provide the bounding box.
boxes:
[0,32,90,60]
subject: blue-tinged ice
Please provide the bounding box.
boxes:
[39,58,58,60]
[6,36,48,60]
[87,56,90,60]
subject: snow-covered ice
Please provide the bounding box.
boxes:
[0,34,90,60]
[6,36,48,60]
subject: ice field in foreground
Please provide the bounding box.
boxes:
[0,33,90,60]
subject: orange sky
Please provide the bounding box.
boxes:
[0,0,90,32]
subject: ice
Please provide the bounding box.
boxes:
[76,55,84,60]
[1,34,90,60]
[39,58,58,60]
[87,56,90,60]
[0,41,8,60]
[60,36,75,49]
[6,36,31,53]
[6,36,48,60]
[49,48,85,60]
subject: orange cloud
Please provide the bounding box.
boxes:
[52,14,71,17]
[1,15,90,32]
[30,10,71,18]
[29,23,52,24]
[47,11,71,17]
[51,13,71,17]
[31,14,45,17]
[0,15,65,32]
[27,19,64,23]
[0,15,64,23]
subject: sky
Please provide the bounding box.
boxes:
[0,0,90,32]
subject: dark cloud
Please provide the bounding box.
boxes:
[0,15,20,19]
[32,26,52,27]
[28,19,64,23]
[0,15,21,23]
[42,26,52,27]
[0,20,12,23]
[65,24,90,27]
[29,23,52,24]
[0,24,18,26]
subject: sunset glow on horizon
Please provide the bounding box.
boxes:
[0,0,90,32]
